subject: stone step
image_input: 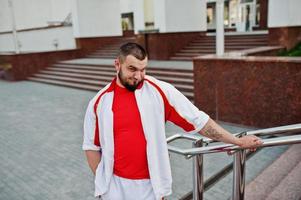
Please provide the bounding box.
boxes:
[180,49,216,53]
[28,76,193,99]
[40,69,193,85]
[193,39,267,44]
[87,55,116,58]
[189,44,213,48]
[90,52,119,56]
[174,52,207,57]
[169,56,202,61]
[52,63,193,77]
[94,49,119,53]
[88,55,118,58]
[190,42,215,46]
[191,36,267,42]
[89,37,137,58]
[50,67,116,76]
[180,46,262,53]
[188,43,266,48]
[27,77,102,91]
[244,144,301,200]
[39,70,114,81]
[31,71,193,93]
[265,159,301,200]
[53,63,115,71]
[170,34,268,60]
[48,64,193,79]
[32,74,108,86]
[184,46,215,49]
[190,41,266,47]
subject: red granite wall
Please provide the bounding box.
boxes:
[143,32,203,60]
[75,36,125,55]
[259,0,268,30]
[0,35,139,81]
[269,27,301,50]
[194,56,301,128]
[76,33,138,54]
[0,49,82,81]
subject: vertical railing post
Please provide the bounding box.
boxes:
[192,139,204,200]
[232,133,247,200]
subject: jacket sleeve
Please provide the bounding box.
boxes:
[157,79,210,132]
[82,100,101,151]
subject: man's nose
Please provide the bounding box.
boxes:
[134,71,143,80]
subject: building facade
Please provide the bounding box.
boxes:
[0,0,300,53]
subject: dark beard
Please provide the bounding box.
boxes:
[118,70,139,92]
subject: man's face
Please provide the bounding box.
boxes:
[115,55,147,91]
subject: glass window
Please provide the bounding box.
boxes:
[229,0,238,27]
[224,1,229,26]
[207,6,214,25]
[255,0,260,26]
[241,0,253,3]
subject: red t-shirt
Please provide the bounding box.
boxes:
[112,84,150,179]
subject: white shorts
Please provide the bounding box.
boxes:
[100,174,156,200]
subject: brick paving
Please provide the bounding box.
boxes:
[0,80,96,200]
[0,80,288,200]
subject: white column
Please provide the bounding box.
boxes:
[216,0,224,56]
[8,0,20,54]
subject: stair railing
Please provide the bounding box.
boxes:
[167,123,301,200]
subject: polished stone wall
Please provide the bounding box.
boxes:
[0,49,82,81]
[141,31,203,60]
[269,27,301,50]
[194,55,301,127]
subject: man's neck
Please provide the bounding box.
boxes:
[116,77,125,88]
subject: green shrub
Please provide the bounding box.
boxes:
[278,42,301,57]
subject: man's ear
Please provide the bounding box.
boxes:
[114,59,120,72]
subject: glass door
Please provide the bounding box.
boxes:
[237,1,256,32]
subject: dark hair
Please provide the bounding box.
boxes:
[118,42,147,63]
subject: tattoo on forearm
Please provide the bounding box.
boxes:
[203,125,223,140]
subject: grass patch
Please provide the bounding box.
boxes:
[278,42,301,57]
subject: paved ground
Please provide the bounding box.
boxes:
[0,80,288,200]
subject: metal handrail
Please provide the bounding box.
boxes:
[179,149,259,200]
[167,123,301,200]
[168,134,301,156]
[167,123,301,146]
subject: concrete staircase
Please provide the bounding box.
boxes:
[86,37,137,59]
[27,59,194,101]
[170,33,268,60]
[245,143,301,200]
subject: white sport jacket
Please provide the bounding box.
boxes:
[83,75,209,199]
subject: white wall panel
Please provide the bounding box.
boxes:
[0,33,15,52]
[0,26,76,52]
[164,0,206,32]
[269,0,301,27]
[71,0,122,37]
[50,0,72,22]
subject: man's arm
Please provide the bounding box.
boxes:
[200,118,262,148]
[85,150,102,175]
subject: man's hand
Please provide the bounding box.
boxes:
[85,150,102,175]
[237,135,263,151]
